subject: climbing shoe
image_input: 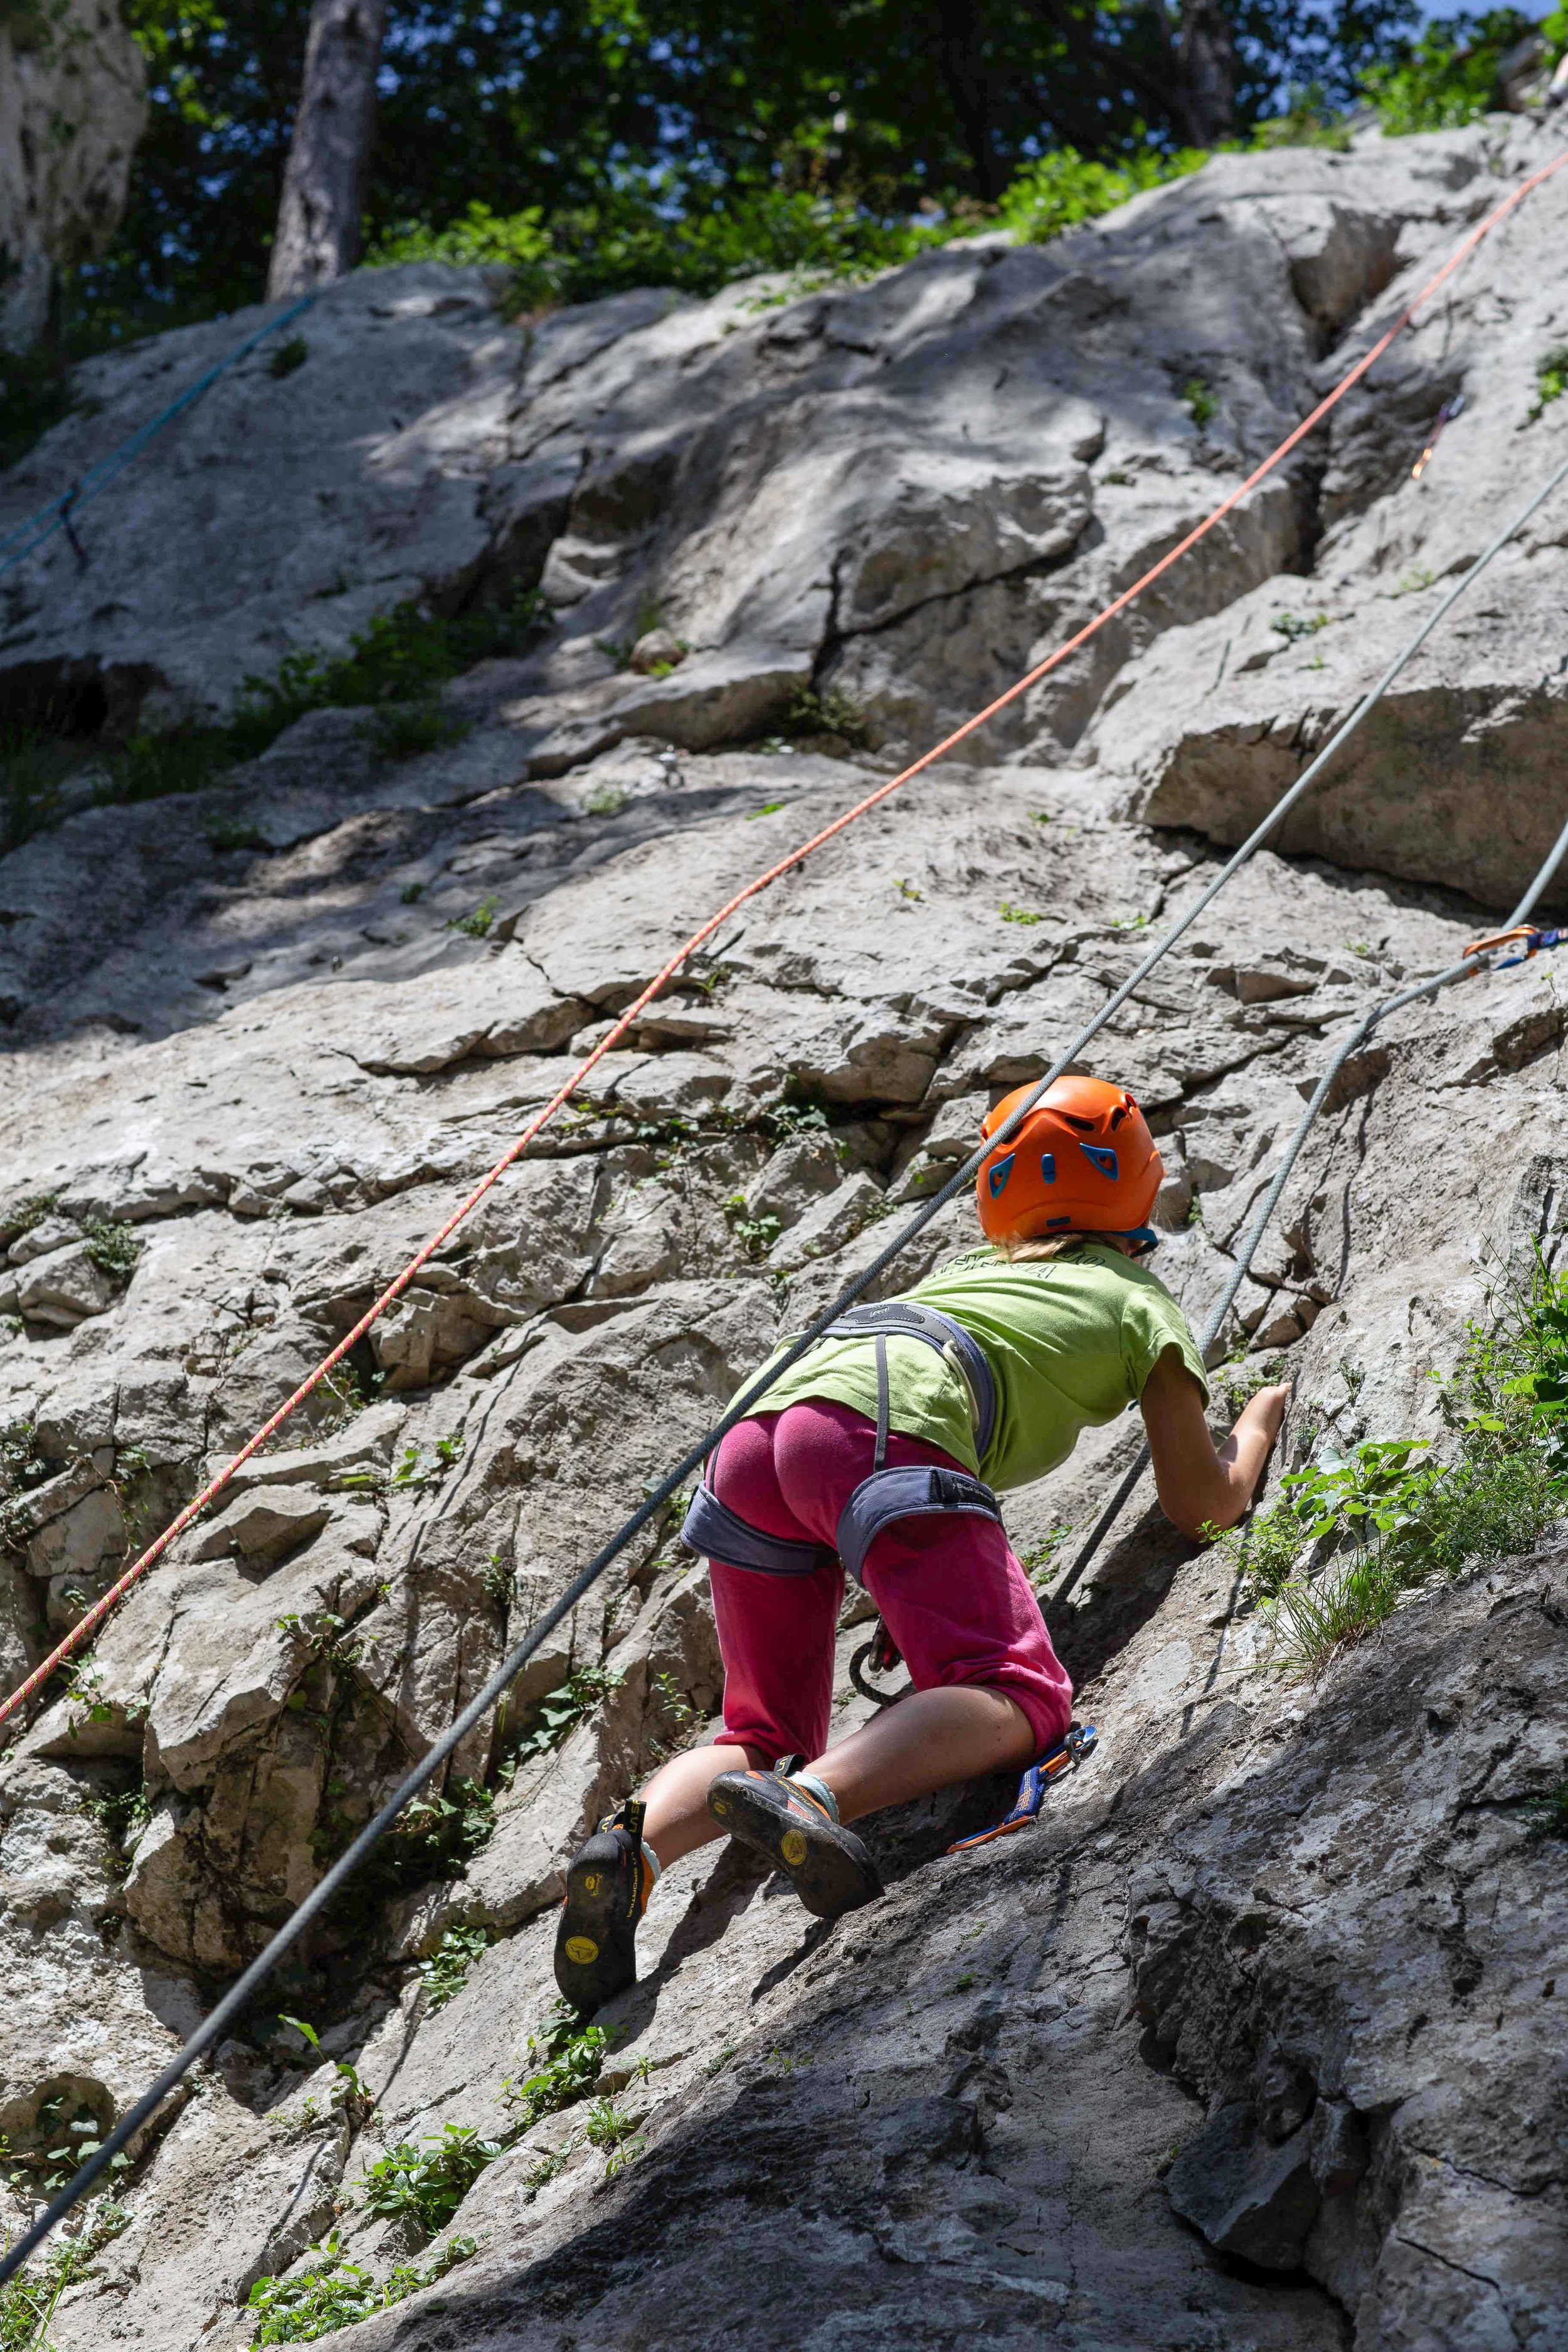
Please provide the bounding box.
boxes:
[553,1798,659,2013]
[706,1760,882,1920]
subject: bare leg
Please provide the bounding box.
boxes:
[639,1739,771,1870]
[807,1686,1035,1823]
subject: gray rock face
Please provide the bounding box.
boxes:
[0,114,1565,2352]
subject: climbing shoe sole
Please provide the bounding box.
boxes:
[706,1772,882,1920]
[553,1826,642,2012]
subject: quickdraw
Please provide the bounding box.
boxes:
[1463,923,1568,967]
[945,1724,1099,1853]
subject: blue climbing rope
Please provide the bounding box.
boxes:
[0,293,317,583]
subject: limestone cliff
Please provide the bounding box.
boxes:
[0,116,1564,2351]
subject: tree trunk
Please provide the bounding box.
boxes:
[267,0,388,299]
[1173,0,1236,146]
[929,0,1007,201]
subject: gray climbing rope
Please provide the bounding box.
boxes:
[3,413,1565,2304]
[0,294,317,581]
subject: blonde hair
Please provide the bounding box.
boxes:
[993,1231,1135,1263]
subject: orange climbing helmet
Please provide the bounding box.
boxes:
[975,1076,1164,1251]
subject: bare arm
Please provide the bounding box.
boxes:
[1139,1347,1290,1538]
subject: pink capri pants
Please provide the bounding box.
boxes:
[706,1397,1073,1763]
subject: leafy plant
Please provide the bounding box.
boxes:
[447,896,500,939]
[504,2011,609,2129]
[1182,376,1218,430]
[1530,346,1568,423]
[390,1434,465,1492]
[268,336,309,379]
[418,1925,494,2011]
[581,781,629,816]
[82,1218,141,1281]
[1271,610,1331,641]
[499,1666,623,1779]
[1362,9,1540,134]
[277,2017,376,2126]
[724,1193,781,1261]
[584,2094,644,2177]
[0,2199,132,2351]
[780,684,869,748]
[999,901,1045,926]
[207,819,269,853]
[997,146,1207,245]
[359,2123,504,2237]
[246,2230,475,2344]
[1523,1778,1568,1841]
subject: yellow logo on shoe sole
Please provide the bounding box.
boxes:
[711,1797,731,1818]
[564,1935,599,1964]
[781,1829,808,1867]
[582,1872,601,1894]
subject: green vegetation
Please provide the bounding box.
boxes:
[504,2011,610,2128]
[447,896,500,940]
[0,2201,132,2351]
[780,684,869,748]
[999,901,1046,926]
[246,2230,475,2345]
[1225,1253,1568,1671]
[583,2094,645,2177]
[1530,346,1568,423]
[1271,611,1332,642]
[360,2122,506,2237]
[1181,376,1218,430]
[82,1218,141,1282]
[390,1434,465,1492]
[267,335,309,379]
[499,1665,623,1781]
[725,1193,782,1261]
[418,1924,494,2011]
[1524,1779,1568,1841]
[1361,8,1550,133]
[1,589,548,856]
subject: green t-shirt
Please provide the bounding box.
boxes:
[751,1241,1208,1490]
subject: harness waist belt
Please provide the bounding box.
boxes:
[835,1465,1003,1586]
[820,1300,997,1461]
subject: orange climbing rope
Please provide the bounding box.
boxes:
[3,144,1564,1734]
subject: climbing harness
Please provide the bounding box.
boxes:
[1,156,1561,1749]
[679,1297,1000,1586]
[0,294,317,583]
[945,1725,1099,1853]
[4,164,1568,2293]
[1461,922,1568,966]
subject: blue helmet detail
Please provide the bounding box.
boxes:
[987,1152,1015,1199]
[1040,1152,1056,1184]
[1079,1143,1119,1180]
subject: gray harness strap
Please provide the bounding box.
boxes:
[681,1297,1004,1584]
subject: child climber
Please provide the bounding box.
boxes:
[555,1075,1288,2010]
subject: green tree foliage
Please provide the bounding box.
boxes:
[1361,6,1543,132]
[63,0,1436,340]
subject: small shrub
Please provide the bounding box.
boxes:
[82,1218,140,1282]
[1271,611,1332,641]
[1530,346,1568,423]
[504,2013,608,2128]
[359,2123,504,2237]
[247,2230,475,2344]
[418,1925,494,2011]
[1182,376,1218,430]
[585,2094,645,2178]
[268,336,309,379]
[447,896,499,940]
[1362,10,1539,135]
[781,684,868,748]
[997,147,1207,245]
[724,1193,781,1261]
[499,1666,623,1779]
[1523,1779,1568,1841]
